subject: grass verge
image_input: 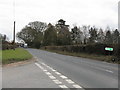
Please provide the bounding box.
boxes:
[41,49,119,64]
[1,48,32,64]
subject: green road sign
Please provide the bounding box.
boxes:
[105,47,113,51]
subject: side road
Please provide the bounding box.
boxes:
[2,57,84,89]
[2,59,59,88]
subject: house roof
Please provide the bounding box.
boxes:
[58,19,65,22]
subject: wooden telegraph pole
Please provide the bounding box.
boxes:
[12,21,15,50]
[13,21,15,43]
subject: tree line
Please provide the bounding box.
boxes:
[17,19,120,49]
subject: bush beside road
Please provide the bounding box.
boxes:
[41,48,119,64]
[41,44,120,64]
[2,48,32,64]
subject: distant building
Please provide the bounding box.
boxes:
[57,19,69,27]
[55,19,71,45]
[56,19,70,35]
[18,40,28,48]
[58,19,65,25]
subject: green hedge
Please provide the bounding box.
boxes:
[2,44,18,50]
[42,44,119,56]
[114,44,120,58]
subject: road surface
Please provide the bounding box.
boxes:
[3,48,119,89]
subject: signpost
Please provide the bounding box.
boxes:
[105,47,114,62]
[105,47,113,51]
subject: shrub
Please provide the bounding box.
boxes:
[42,44,119,56]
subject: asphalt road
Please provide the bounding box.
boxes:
[3,62,59,88]
[3,48,119,89]
[27,48,118,89]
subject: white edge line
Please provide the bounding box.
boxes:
[105,70,113,73]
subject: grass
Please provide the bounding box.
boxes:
[41,49,119,64]
[1,48,32,64]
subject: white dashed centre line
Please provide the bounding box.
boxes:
[35,62,83,89]
[66,79,75,84]
[59,85,68,88]
[55,72,61,75]
[46,66,51,68]
[60,75,68,79]
[53,80,62,84]
[73,84,82,88]
[43,70,47,72]
[51,69,56,72]
[45,72,52,75]
[35,63,44,70]
[49,75,56,79]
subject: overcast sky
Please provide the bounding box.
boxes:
[0,0,119,41]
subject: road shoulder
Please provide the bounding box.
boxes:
[2,58,59,88]
[2,57,36,68]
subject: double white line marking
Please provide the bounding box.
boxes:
[35,61,83,89]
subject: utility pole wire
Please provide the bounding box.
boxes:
[13,0,15,43]
[13,0,15,21]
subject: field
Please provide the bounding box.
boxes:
[2,48,32,64]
